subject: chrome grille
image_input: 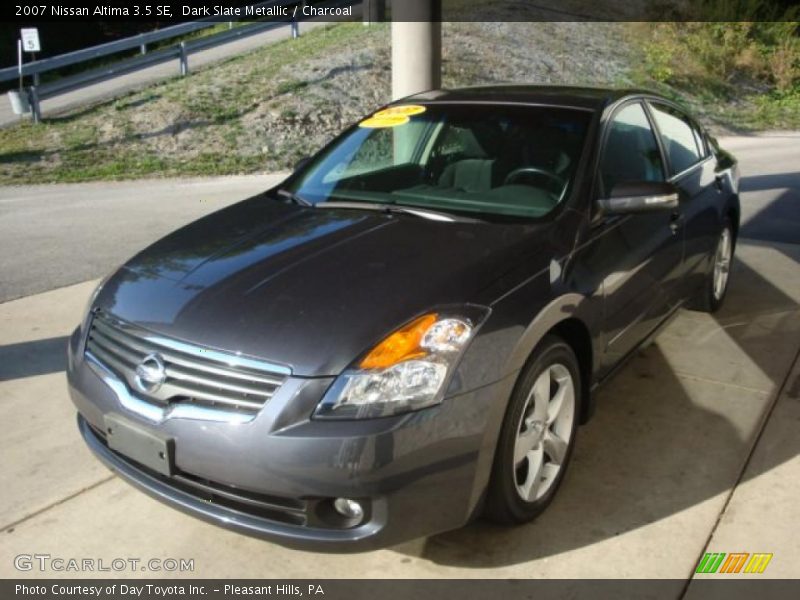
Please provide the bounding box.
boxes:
[85,311,289,415]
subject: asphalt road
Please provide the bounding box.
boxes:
[723,133,800,245]
[0,174,285,302]
[0,134,797,304]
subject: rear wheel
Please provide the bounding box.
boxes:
[485,335,580,524]
[689,218,734,313]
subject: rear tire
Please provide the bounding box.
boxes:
[688,218,734,313]
[484,335,581,524]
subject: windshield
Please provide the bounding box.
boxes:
[287,103,592,219]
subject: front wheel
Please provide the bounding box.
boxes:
[485,335,580,524]
[688,218,734,313]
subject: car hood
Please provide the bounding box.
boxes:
[95,195,549,376]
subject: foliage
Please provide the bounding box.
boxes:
[635,8,800,131]
[641,21,799,92]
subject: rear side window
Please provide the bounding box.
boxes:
[649,103,703,175]
[599,102,665,196]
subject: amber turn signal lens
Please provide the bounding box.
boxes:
[359,313,438,369]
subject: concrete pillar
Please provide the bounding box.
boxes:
[391,0,441,100]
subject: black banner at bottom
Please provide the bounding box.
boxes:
[5,579,800,600]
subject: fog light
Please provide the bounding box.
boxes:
[333,498,364,520]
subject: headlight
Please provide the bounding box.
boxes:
[314,308,488,419]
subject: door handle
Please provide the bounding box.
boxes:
[714,175,725,192]
[669,212,684,235]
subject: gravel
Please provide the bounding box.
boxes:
[244,22,635,169]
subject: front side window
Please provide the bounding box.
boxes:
[599,102,665,196]
[649,103,704,175]
[288,104,593,220]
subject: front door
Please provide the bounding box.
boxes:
[584,100,685,372]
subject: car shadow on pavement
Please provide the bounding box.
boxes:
[0,336,69,382]
[738,172,800,247]
[739,191,800,247]
[393,249,800,568]
[741,172,800,193]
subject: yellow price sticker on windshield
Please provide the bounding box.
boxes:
[373,105,427,118]
[358,105,426,128]
[359,114,411,128]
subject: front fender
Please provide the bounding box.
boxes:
[504,292,598,376]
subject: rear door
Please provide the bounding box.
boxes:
[584,100,684,371]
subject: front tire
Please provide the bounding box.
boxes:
[485,335,580,524]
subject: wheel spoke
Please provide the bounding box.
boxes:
[531,369,551,421]
[514,427,539,465]
[543,429,568,465]
[519,446,544,501]
[547,376,569,424]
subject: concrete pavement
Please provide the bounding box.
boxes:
[686,351,800,585]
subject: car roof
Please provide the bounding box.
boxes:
[403,85,658,111]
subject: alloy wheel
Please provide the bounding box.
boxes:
[513,363,576,502]
[713,227,732,300]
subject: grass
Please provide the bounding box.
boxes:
[730,88,800,130]
[0,23,377,184]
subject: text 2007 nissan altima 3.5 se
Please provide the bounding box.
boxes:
[67,86,739,551]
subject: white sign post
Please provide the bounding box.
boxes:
[17,39,23,91]
[18,28,41,94]
[13,27,41,119]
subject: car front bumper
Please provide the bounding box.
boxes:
[67,327,514,551]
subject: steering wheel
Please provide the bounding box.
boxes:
[504,166,566,192]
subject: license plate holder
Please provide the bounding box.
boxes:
[103,414,174,477]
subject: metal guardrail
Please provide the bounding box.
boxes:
[0,0,303,83]
[4,0,359,122]
[25,20,291,104]
[0,21,212,83]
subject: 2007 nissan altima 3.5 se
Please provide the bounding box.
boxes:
[67,86,739,551]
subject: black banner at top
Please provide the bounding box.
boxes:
[3,0,800,23]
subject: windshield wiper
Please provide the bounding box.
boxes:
[317,201,480,223]
[276,189,312,207]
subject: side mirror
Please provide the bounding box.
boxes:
[293,155,311,173]
[598,181,679,215]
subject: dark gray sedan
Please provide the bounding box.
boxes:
[67,86,739,550]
